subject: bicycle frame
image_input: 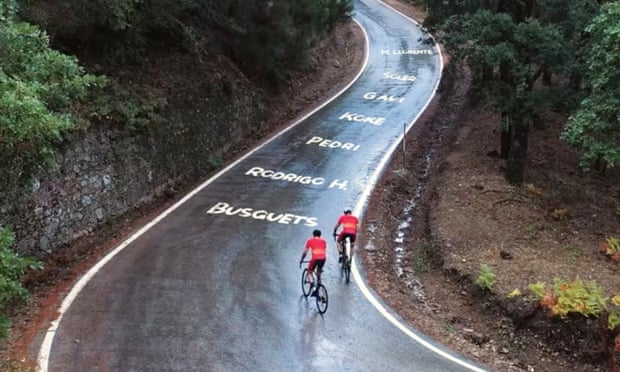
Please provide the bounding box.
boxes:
[300,260,323,285]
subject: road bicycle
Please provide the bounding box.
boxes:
[334,234,351,283]
[300,261,328,314]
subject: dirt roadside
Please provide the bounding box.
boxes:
[361,2,618,372]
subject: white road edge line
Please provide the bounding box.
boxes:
[351,2,487,371]
[36,20,369,372]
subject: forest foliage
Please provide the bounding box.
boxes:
[417,0,620,182]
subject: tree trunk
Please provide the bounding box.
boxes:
[500,112,510,158]
[506,115,529,185]
[569,71,582,92]
[542,67,552,86]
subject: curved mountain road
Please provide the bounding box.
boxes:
[36,0,491,371]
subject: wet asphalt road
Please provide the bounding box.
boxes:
[36,1,491,371]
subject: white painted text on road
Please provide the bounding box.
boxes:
[363,92,404,104]
[245,166,325,185]
[338,112,385,126]
[383,72,416,82]
[206,202,318,227]
[380,49,432,55]
[306,136,360,151]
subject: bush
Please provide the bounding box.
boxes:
[0,227,43,338]
[528,277,607,319]
[0,5,105,192]
[600,236,620,263]
[475,264,496,291]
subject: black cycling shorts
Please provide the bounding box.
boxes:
[309,258,326,273]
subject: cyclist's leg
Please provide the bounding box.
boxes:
[337,232,345,261]
[312,259,325,296]
[349,233,357,261]
[315,259,326,282]
[307,259,316,284]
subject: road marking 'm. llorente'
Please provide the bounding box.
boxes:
[37,6,487,371]
[380,49,433,55]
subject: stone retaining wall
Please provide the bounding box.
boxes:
[1,81,263,257]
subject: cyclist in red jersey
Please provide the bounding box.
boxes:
[299,229,327,295]
[333,207,359,263]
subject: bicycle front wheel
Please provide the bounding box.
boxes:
[315,284,328,314]
[301,268,312,297]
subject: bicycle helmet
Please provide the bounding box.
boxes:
[343,207,352,214]
[313,229,322,237]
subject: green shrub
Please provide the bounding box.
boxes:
[609,295,620,330]
[0,227,43,338]
[600,236,620,263]
[0,7,105,191]
[475,264,496,291]
[528,277,607,319]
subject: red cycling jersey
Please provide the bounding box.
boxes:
[336,214,359,234]
[304,236,327,259]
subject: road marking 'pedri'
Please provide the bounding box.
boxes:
[37,4,487,371]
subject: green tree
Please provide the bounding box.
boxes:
[561,1,620,172]
[440,11,564,184]
[0,5,105,192]
[536,0,600,94]
[223,0,352,84]
[28,0,352,85]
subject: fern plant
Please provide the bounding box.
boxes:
[475,264,496,291]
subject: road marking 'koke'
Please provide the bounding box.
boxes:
[338,112,385,126]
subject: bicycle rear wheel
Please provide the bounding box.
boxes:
[343,259,351,283]
[315,284,328,314]
[343,238,351,283]
[301,268,312,297]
